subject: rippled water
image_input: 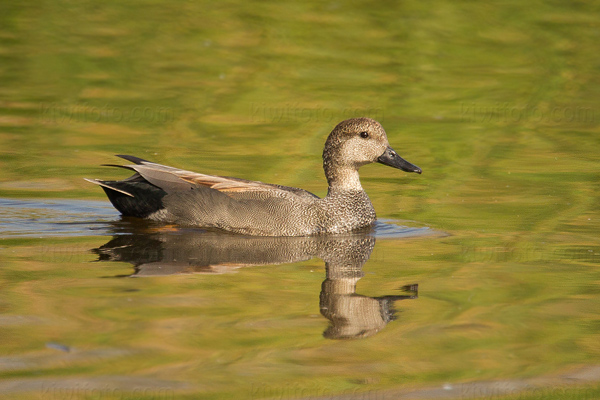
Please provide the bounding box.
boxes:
[1,1,600,399]
[0,198,117,238]
[0,198,435,240]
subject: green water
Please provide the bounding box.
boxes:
[1,0,600,399]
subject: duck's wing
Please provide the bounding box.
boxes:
[109,155,319,200]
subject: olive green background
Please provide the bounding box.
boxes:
[0,1,599,399]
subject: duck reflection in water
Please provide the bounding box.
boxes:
[94,223,420,339]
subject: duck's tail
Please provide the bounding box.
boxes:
[85,157,168,218]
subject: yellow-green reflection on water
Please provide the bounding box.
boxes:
[0,0,599,399]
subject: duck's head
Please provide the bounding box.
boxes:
[323,118,422,180]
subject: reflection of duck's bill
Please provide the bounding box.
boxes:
[378,146,422,174]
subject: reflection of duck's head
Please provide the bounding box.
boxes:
[319,258,418,340]
[321,293,416,340]
[321,292,389,339]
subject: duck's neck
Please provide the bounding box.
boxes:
[325,166,364,194]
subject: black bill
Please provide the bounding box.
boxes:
[377,146,422,174]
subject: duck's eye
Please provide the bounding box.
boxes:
[360,131,369,139]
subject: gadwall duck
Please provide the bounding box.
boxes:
[86,118,421,236]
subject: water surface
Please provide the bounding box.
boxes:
[1,1,599,399]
